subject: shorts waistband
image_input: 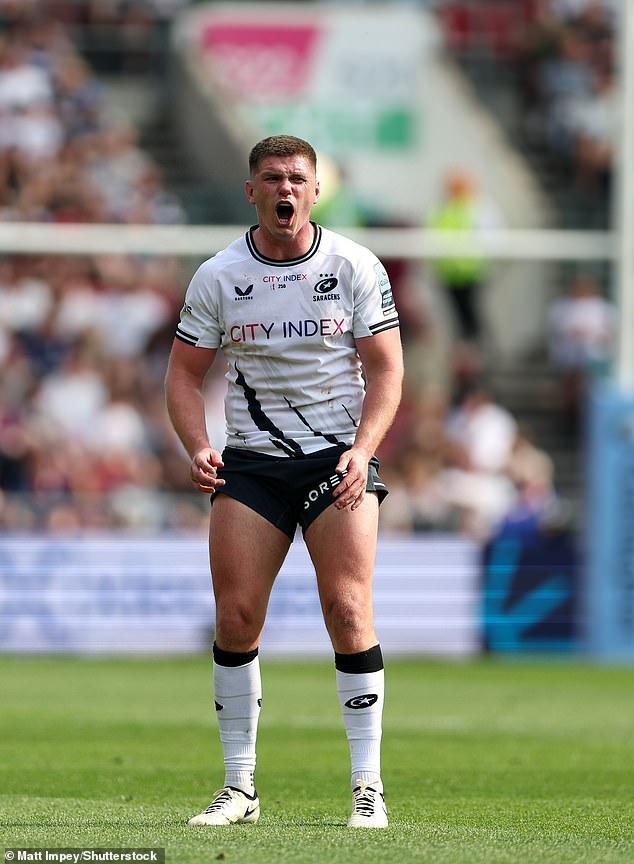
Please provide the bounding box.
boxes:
[223,444,349,462]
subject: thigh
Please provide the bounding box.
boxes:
[210,494,292,650]
[303,493,379,651]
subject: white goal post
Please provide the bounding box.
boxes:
[0,222,616,261]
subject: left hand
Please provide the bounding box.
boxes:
[332,447,370,512]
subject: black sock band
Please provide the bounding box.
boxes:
[335,643,383,674]
[213,642,259,667]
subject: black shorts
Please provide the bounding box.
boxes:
[212,445,388,539]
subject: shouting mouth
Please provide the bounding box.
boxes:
[276,201,294,226]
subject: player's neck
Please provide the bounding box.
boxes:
[251,222,315,261]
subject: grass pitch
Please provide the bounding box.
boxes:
[1,656,633,864]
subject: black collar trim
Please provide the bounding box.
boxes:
[245,222,322,266]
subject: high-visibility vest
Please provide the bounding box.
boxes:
[427,199,486,285]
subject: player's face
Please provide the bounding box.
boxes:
[246,155,320,245]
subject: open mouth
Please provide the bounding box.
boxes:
[276,201,294,225]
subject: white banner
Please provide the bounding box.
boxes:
[0,535,480,657]
[177,2,433,222]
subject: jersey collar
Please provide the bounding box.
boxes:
[245,222,322,266]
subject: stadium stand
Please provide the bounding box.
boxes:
[435,0,617,229]
[0,1,205,531]
[427,0,618,518]
[0,0,616,536]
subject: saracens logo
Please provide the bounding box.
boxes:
[313,274,340,301]
[314,274,339,293]
[234,284,254,300]
[344,694,379,709]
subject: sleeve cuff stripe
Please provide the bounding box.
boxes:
[175,330,198,346]
[368,321,400,335]
[369,317,399,331]
[370,315,399,328]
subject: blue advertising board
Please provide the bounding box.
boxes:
[482,530,579,654]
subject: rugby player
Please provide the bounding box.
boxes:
[165,135,403,828]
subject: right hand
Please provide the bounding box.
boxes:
[190,447,225,494]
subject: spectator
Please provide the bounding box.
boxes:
[426,169,501,348]
[445,381,518,473]
[568,65,617,199]
[0,256,53,333]
[535,24,593,160]
[500,429,559,539]
[33,334,108,441]
[0,40,52,112]
[379,448,454,534]
[442,380,518,540]
[548,272,616,430]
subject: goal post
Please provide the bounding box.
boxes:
[584,0,634,662]
[0,221,616,261]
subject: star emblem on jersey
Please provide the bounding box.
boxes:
[314,274,339,293]
[234,284,254,300]
[344,694,379,709]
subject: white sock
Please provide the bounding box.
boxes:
[336,667,384,790]
[213,648,262,795]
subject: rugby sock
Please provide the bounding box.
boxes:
[212,643,262,795]
[335,644,385,790]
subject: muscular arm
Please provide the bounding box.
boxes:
[333,327,404,511]
[164,339,225,493]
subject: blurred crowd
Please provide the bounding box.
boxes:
[378,379,558,542]
[0,252,215,532]
[0,1,196,532]
[0,0,616,538]
[520,0,617,215]
[437,0,617,224]
[378,264,616,541]
[0,3,185,224]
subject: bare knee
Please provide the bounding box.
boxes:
[322,594,374,653]
[215,601,264,652]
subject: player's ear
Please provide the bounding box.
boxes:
[245,180,255,204]
[313,180,320,204]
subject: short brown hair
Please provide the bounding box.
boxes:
[249,135,317,175]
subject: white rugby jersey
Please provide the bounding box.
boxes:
[175,223,399,457]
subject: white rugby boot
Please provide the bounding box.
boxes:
[187,786,260,826]
[347,783,388,828]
